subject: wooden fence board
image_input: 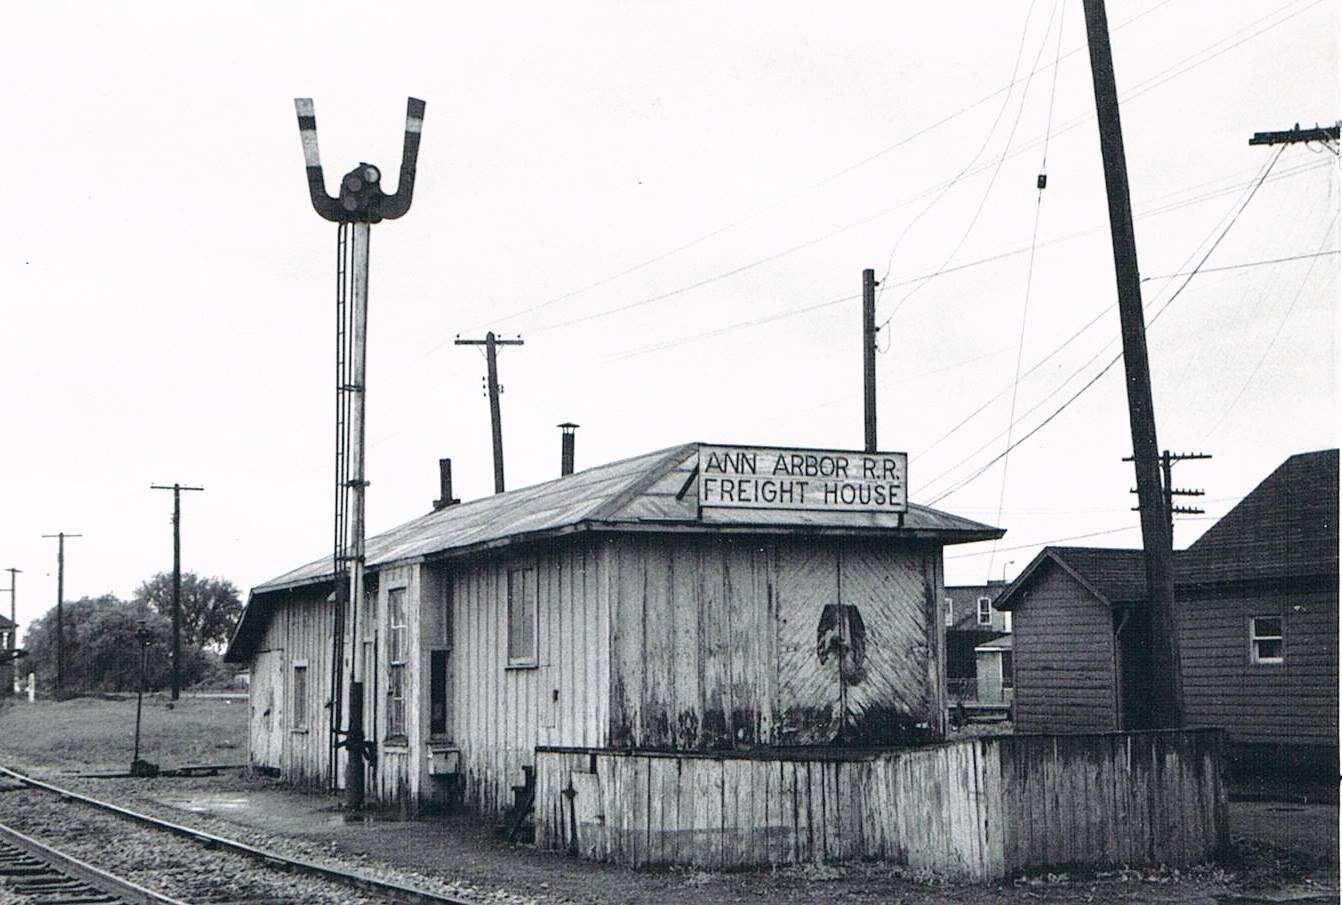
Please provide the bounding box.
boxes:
[535,730,1226,877]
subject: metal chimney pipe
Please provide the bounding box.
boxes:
[558,423,579,476]
[433,458,460,509]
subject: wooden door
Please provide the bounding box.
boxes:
[837,545,931,743]
[249,649,284,768]
[774,544,841,744]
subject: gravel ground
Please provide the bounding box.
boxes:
[0,784,506,905]
[8,765,1332,905]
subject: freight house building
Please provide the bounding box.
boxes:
[226,443,995,811]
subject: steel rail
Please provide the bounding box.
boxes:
[0,818,192,905]
[0,766,483,905]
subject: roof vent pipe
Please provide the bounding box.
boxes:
[433,458,460,509]
[558,423,579,476]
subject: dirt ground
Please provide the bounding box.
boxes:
[2,698,1337,905]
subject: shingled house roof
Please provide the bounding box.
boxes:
[1179,448,1337,583]
[227,443,1003,662]
[996,449,1339,612]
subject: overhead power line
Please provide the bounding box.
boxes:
[922,145,1288,506]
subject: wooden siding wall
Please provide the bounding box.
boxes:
[1012,567,1118,734]
[1178,585,1338,748]
[609,535,945,750]
[445,537,609,815]
[369,563,422,807]
[534,730,1227,877]
[247,586,335,787]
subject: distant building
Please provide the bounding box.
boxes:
[943,582,1009,702]
[0,614,15,696]
[997,449,1338,777]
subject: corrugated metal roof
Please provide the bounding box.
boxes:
[227,443,1003,663]
[253,442,1003,595]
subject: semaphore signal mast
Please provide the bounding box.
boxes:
[294,96,425,809]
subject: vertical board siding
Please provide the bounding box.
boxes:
[610,535,941,750]
[536,730,1225,878]
[247,585,335,788]
[1013,566,1119,734]
[446,538,607,816]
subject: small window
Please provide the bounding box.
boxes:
[977,596,992,625]
[1250,615,1283,664]
[292,664,308,730]
[507,568,538,667]
[387,588,408,737]
[1001,650,1014,689]
[430,649,450,737]
[944,597,954,627]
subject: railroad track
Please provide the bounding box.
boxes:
[0,819,189,904]
[0,766,487,905]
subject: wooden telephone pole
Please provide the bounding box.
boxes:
[41,533,80,700]
[456,331,524,493]
[862,269,879,453]
[1082,0,1182,728]
[2,567,19,697]
[151,482,204,700]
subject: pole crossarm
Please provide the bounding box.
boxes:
[1248,123,1339,146]
[456,332,525,494]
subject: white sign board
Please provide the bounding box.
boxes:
[698,445,908,513]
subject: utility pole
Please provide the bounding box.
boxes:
[862,268,879,453]
[3,568,20,697]
[455,332,524,493]
[1126,451,1211,537]
[1082,0,1182,729]
[295,96,425,810]
[41,533,80,700]
[151,483,204,700]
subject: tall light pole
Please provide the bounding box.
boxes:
[151,483,204,700]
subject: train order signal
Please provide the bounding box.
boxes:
[295,97,426,223]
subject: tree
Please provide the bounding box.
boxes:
[23,595,218,694]
[132,573,243,650]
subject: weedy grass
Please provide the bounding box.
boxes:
[0,695,247,772]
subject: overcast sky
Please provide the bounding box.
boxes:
[1,1,1336,639]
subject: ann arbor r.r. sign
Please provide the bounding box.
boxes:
[698,445,908,513]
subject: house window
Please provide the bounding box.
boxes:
[387,587,408,737]
[978,596,992,625]
[292,663,307,730]
[1250,615,1283,664]
[507,567,538,667]
[944,597,954,627]
[1001,650,1014,689]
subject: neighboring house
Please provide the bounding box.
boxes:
[225,443,1001,813]
[944,582,1009,701]
[997,449,1338,777]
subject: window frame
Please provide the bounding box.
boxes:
[386,586,409,740]
[977,595,992,626]
[1249,615,1284,665]
[506,566,539,668]
[291,660,308,732]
